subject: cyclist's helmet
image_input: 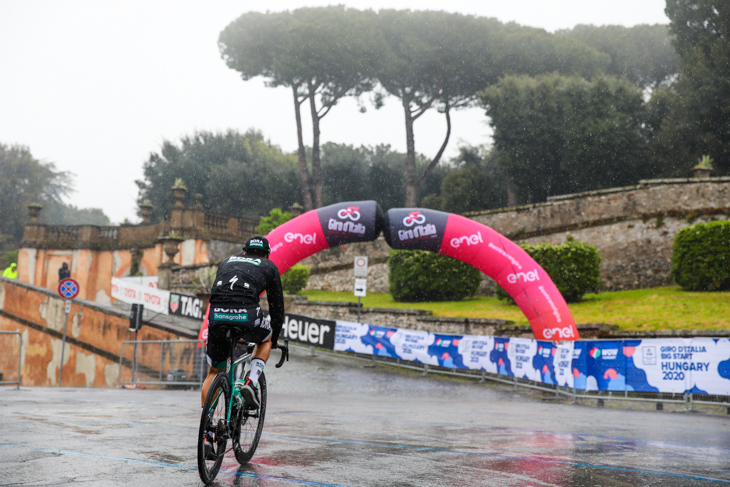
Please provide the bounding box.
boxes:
[244,236,271,255]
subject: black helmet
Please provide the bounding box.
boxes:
[243,236,270,254]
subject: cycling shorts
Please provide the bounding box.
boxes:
[206,306,272,369]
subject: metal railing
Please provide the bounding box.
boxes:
[119,340,206,388]
[291,343,730,413]
[0,331,22,388]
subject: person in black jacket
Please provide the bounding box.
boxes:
[200,236,285,419]
[58,262,71,281]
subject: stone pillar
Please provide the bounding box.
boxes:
[27,203,43,223]
[157,235,183,290]
[172,184,187,208]
[139,201,154,223]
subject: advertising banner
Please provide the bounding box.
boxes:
[280,313,336,349]
[169,292,204,320]
[327,315,730,395]
[111,277,169,314]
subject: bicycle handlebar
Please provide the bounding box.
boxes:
[274,339,289,368]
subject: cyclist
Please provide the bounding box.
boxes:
[201,236,285,458]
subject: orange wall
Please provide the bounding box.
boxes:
[0,278,194,387]
[17,239,210,304]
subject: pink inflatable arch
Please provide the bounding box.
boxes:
[266,200,383,274]
[382,208,579,341]
[266,202,579,341]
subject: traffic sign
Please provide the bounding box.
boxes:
[354,256,368,277]
[58,278,80,300]
[354,278,367,297]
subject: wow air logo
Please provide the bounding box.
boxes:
[589,348,601,359]
[329,206,365,234]
[398,211,436,241]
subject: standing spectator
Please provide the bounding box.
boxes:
[2,263,17,279]
[58,262,70,281]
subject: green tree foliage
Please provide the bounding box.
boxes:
[256,208,292,236]
[654,1,730,176]
[496,239,602,303]
[0,143,110,247]
[481,74,647,203]
[136,130,300,221]
[422,146,507,213]
[219,7,376,210]
[388,250,482,302]
[671,221,730,291]
[281,263,310,294]
[559,24,679,89]
[319,143,448,210]
[371,11,609,207]
[2,250,18,270]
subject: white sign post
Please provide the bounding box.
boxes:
[354,256,368,322]
[354,256,368,277]
[354,278,367,322]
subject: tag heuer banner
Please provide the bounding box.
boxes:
[169,292,204,320]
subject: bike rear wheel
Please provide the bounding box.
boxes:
[232,372,267,464]
[197,373,230,484]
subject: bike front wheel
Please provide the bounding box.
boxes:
[232,372,267,464]
[197,373,229,484]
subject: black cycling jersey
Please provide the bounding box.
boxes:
[209,254,285,344]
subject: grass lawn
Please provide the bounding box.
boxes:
[300,286,730,331]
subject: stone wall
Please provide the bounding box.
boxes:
[0,277,194,387]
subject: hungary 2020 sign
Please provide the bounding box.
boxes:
[266,201,579,341]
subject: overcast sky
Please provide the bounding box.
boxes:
[0,1,670,223]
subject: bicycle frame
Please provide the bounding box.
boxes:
[204,339,288,444]
[207,347,253,427]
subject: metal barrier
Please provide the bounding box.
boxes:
[291,343,730,413]
[119,340,206,388]
[0,331,22,388]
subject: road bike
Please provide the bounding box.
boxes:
[197,330,289,484]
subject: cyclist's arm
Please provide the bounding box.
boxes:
[266,268,285,347]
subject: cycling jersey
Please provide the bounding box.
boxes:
[209,254,285,344]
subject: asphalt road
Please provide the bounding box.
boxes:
[1,347,729,486]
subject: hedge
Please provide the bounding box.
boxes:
[282,264,310,294]
[496,239,602,303]
[671,221,730,291]
[389,250,482,302]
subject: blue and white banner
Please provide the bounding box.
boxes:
[332,319,730,395]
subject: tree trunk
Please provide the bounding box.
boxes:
[417,102,451,186]
[308,81,323,208]
[292,84,313,211]
[403,95,418,207]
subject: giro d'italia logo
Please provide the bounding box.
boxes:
[402,211,426,227]
[337,206,361,221]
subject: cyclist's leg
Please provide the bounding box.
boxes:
[202,321,232,407]
[201,365,224,407]
[252,341,271,362]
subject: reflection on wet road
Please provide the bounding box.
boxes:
[1,347,729,486]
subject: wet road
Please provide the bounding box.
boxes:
[1,347,729,486]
